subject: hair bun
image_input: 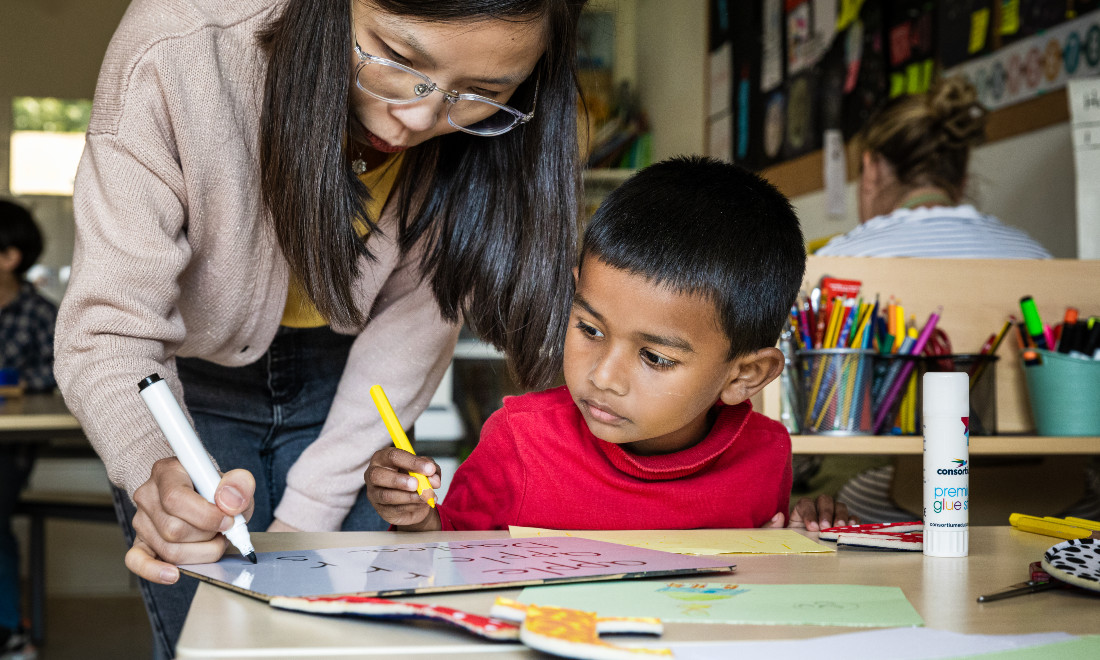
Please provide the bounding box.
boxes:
[929,76,987,147]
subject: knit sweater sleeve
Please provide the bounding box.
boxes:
[276,243,460,531]
[54,60,194,497]
[436,406,525,531]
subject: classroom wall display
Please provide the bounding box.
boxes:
[708,0,1100,170]
[884,1,937,99]
[179,537,736,601]
[948,7,1100,110]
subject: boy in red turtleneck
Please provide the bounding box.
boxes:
[366,157,855,532]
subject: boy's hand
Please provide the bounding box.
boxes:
[788,494,858,531]
[364,446,443,531]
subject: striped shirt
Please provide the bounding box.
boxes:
[0,282,58,392]
[814,205,1052,259]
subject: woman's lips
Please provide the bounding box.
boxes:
[364,129,407,154]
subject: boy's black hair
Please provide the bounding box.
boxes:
[580,156,805,360]
[0,200,44,277]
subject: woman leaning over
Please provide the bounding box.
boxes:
[54,0,587,656]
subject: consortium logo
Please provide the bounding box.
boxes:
[937,459,969,475]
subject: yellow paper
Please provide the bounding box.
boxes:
[837,0,866,32]
[969,9,990,54]
[1000,0,1020,36]
[508,527,834,555]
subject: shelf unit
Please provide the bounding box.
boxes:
[792,435,1099,456]
[582,168,636,217]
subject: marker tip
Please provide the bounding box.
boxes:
[247,551,258,564]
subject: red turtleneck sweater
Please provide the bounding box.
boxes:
[436,386,792,531]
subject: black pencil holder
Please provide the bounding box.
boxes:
[794,349,874,436]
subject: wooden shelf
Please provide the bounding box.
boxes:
[583,168,637,183]
[792,434,1099,455]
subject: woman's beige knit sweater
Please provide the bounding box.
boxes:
[54,0,459,532]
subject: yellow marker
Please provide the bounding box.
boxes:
[1008,513,1092,540]
[369,384,436,508]
[1063,516,1100,531]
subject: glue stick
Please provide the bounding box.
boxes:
[923,372,969,557]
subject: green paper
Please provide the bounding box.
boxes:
[518,581,924,628]
[954,633,1100,660]
[956,636,1100,659]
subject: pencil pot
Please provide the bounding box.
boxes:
[1023,349,1100,436]
[871,354,922,435]
[922,354,999,436]
[795,349,874,435]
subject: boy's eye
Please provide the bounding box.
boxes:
[575,320,603,339]
[641,349,676,369]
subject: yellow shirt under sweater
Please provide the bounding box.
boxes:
[281,155,404,327]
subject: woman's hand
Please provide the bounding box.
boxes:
[124,457,255,584]
[364,446,442,531]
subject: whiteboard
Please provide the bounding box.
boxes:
[180,536,737,601]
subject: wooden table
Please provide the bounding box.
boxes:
[2,392,98,644]
[175,527,1099,659]
[0,392,83,444]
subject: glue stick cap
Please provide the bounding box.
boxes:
[923,372,969,418]
[924,528,969,557]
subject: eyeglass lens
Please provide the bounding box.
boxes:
[357,60,521,135]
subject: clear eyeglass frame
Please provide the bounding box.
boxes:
[352,41,536,137]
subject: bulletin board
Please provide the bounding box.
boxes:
[707,1,1100,197]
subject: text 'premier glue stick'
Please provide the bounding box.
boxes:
[923,372,969,557]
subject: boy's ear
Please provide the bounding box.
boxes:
[0,247,21,274]
[718,347,785,406]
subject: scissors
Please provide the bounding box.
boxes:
[922,327,954,372]
[977,561,1068,602]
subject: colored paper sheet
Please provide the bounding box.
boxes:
[664,629,1078,660]
[518,582,923,628]
[956,635,1100,659]
[179,537,735,601]
[508,526,834,555]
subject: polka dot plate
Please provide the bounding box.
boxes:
[1041,538,1100,593]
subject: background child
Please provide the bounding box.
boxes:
[0,199,57,660]
[367,157,853,532]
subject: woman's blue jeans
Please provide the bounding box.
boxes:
[115,326,387,659]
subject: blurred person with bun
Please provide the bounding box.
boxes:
[816,76,1050,259]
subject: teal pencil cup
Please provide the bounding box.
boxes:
[1023,349,1100,436]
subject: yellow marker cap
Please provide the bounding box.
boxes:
[1010,514,1091,540]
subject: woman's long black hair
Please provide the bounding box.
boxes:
[258,0,585,388]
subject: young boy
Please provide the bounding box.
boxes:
[367,157,852,532]
[0,200,57,660]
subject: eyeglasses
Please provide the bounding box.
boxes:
[353,41,536,137]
